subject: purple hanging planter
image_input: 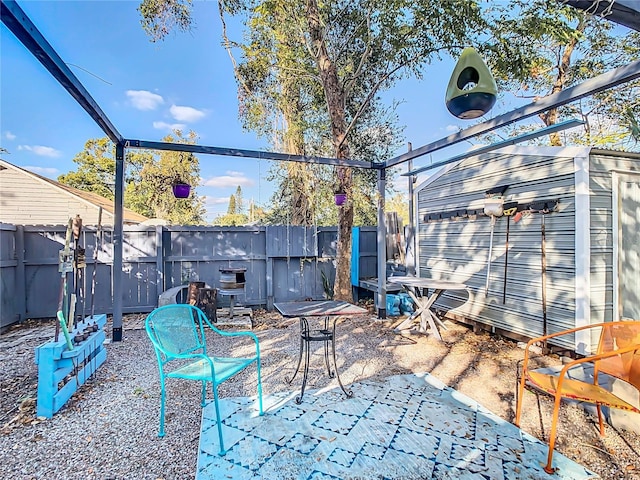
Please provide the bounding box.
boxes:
[172,183,191,198]
[334,193,347,206]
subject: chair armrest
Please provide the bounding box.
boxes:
[521,322,613,374]
[552,343,640,387]
[524,322,612,350]
[202,316,261,357]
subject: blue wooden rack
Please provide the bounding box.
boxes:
[35,314,108,418]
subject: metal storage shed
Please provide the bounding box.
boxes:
[414,145,640,353]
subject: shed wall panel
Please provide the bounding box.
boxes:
[416,149,578,347]
[588,152,640,323]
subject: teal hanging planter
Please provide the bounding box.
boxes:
[445,47,497,119]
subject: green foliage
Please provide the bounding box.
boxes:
[138,0,193,42]
[321,270,334,300]
[58,138,120,199]
[483,0,639,150]
[214,186,249,225]
[211,212,248,226]
[58,132,206,225]
[234,186,245,214]
[130,131,206,224]
[385,193,410,227]
[227,194,237,215]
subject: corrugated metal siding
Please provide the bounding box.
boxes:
[417,149,578,345]
[618,179,640,319]
[588,152,640,325]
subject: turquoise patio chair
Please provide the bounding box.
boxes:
[145,303,263,455]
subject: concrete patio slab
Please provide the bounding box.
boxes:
[196,373,596,480]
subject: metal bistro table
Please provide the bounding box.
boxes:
[274,300,367,404]
[389,276,467,341]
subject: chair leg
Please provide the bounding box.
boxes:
[515,365,526,427]
[201,381,206,407]
[256,358,264,416]
[158,381,166,438]
[212,383,226,455]
[596,404,605,436]
[544,392,564,474]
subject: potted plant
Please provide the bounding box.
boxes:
[171,179,191,198]
[334,188,346,206]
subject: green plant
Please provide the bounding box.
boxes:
[321,270,334,300]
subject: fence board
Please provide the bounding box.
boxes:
[1,224,378,327]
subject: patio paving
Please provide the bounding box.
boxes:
[196,373,596,480]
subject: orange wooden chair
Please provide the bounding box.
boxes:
[515,321,640,474]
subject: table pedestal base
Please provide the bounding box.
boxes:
[393,287,448,340]
[286,316,353,404]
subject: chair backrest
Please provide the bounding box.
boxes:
[596,321,640,390]
[145,304,207,363]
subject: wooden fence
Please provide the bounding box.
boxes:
[0,224,380,328]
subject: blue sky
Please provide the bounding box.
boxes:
[2,1,527,221]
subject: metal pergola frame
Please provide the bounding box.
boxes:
[2,0,639,339]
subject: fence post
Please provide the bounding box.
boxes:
[266,256,274,310]
[155,225,164,306]
[16,225,26,322]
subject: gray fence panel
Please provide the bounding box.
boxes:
[266,226,318,257]
[317,227,338,258]
[23,226,67,318]
[272,257,328,302]
[1,224,370,327]
[0,224,19,327]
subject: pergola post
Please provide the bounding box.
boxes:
[112,142,125,341]
[376,168,387,319]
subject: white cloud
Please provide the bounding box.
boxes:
[205,196,232,205]
[170,104,206,122]
[204,172,255,188]
[25,165,59,176]
[126,90,164,110]
[4,131,16,140]
[17,145,62,158]
[153,121,187,131]
[445,125,460,132]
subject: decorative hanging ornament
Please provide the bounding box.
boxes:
[445,47,497,119]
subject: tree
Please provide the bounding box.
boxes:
[59,132,206,224]
[484,0,639,150]
[227,194,237,215]
[58,137,121,199]
[213,185,250,225]
[138,0,485,301]
[234,185,244,214]
[129,130,206,224]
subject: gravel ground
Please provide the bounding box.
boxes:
[0,310,639,480]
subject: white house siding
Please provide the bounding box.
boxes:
[0,160,146,225]
[1,166,100,224]
[416,146,586,348]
